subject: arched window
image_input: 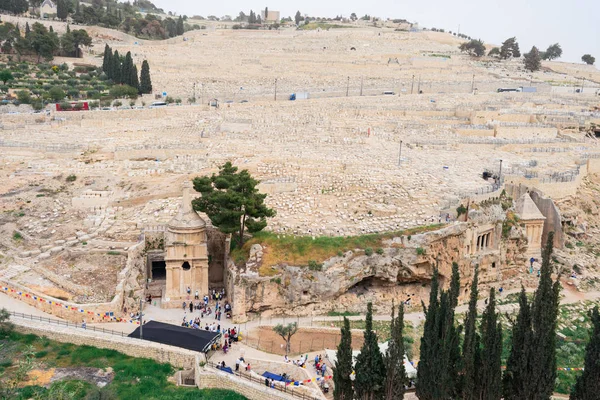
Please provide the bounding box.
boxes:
[182,261,191,271]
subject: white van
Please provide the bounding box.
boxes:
[149,101,167,108]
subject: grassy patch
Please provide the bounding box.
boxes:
[232,224,443,276]
[326,311,360,317]
[1,331,247,400]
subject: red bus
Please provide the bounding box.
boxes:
[55,101,90,111]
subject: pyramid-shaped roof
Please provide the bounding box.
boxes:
[515,193,545,221]
[168,181,206,230]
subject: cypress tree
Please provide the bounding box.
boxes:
[131,64,139,92]
[447,262,462,397]
[570,306,600,399]
[417,266,462,400]
[503,286,533,399]
[122,51,133,86]
[504,232,560,400]
[383,302,406,400]
[478,289,503,400]
[139,60,152,94]
[333,317,354,400]
[462,266,480,400]
[25,22,30,36]
[111,50,121,84]
[102,44,112,75]
[176,16,184,35]
[354,302,385,400]
[530,231,560,398]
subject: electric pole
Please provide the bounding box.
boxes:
[417,76,421,93]
[398,140,403,166]
[274,78,277,101]
[411,75,415,94]
[360,76,363,96]
[139,298,143,340]
[499,159,503,183]
[346,76,350,97]
[471,74,475,93]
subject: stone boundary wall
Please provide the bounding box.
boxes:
[10,318,197,369]
[196,369,300,400]
[1,242,144,323]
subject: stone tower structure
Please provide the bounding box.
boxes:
[164,181,209,303]
[515,192,546,258]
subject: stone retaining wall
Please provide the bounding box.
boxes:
[197,369,299,400]
[1,242,144,323]
[10,318,197,369]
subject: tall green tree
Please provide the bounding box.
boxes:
[530,231,561,398]
[29,23,59,62]
[417,266,462,400]
[176,16,184,35]
[504,232,560,399]
[383,302,406,400]
[478,289,503,400]
[121,51,133,86]
[130,64,139,92]
[57,0,69,21]
[459,39,486,57]
[295,10,302,25]
[542,43,562,60]
[500,37,521,59]
[524,46,542,72]
[192,162,276,246]
[570,306,600,399]
[581,54,595,65]
[461,266,480,400]
[139,59,152,94]
[111,49,121,83]
[0,70,14,85]
[333,317,354,400]
[503,286,533,399]
[354,302,385,400]
[102,44,112,74]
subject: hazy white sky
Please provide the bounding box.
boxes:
[151,0,599,64]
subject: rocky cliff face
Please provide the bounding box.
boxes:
[228,220,528,319]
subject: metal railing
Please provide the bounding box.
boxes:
[206,360,322,400]
[8,310,134,338]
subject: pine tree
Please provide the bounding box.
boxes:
[333,317,354,400]
[384,302,406,400]
[570,306,600,399]
[462,266,480,400]
[102,44,112,74]
[354,302,385,400]
[524,46,542,72]
[111,50,121,84]
[478,289,503,400]
[139,60,152,94]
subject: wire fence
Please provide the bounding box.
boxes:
[8,311,134,338]
[205,360,322,400]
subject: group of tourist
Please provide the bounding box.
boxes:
[314,354,328,376]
